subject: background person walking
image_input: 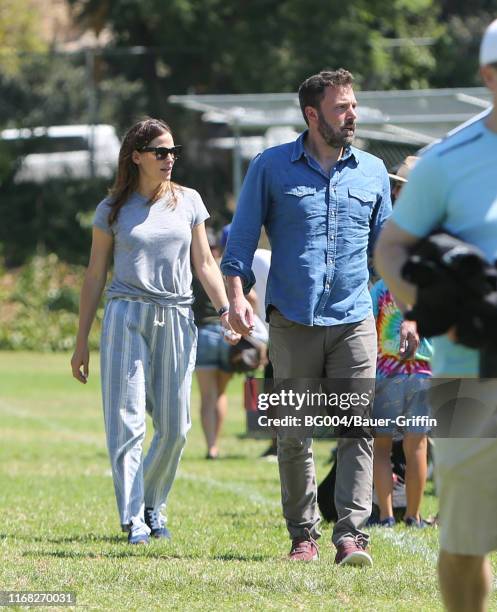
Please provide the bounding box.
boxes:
[370,156,433,529]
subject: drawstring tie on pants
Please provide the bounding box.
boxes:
[153,305,166,327]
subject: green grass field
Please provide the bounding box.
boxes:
[0,352,495,611]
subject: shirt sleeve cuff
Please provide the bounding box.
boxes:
[92,221,113,236]
[220,260,256,294]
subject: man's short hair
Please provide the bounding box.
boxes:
[298,69,354,125]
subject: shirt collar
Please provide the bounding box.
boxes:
[291,130,357,164]
[290,132,307,162]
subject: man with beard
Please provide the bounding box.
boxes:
[221,69,391,565]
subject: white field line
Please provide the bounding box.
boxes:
[372,527,438,564]
[0,397,103,446]
[0,397,33,418]
[177,471,280,510]
[375,529,497,592]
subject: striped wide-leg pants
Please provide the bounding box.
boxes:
[100,298,197,533]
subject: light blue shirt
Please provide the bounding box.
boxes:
[391,115,497,376]
[221,131,392,326]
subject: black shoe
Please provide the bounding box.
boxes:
[404,516,430,528]
[145,507,171,539]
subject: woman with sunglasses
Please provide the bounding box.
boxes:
[71,118,240,544]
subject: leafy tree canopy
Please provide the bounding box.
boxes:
[68,0,443,92]
[0,0,47,75]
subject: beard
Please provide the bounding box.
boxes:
[317,110,355,149]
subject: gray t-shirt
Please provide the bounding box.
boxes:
[93,188,210,306]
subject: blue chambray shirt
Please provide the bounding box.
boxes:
[221,131,392,326]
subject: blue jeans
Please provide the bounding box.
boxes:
[195,323,232,372]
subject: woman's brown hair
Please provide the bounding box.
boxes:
[107,118,180,225]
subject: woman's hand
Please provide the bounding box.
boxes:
[220,314,242,346]
[71,343,90,384]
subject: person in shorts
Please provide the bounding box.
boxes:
[370,276,432,527]
[370,156,433,528]
[193,228,235,459]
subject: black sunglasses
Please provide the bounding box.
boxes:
[137,145,182,160]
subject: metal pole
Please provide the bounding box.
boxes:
[85,48,97,178]
[232,118,242,201]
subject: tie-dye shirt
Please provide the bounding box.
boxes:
[370,279,432,378]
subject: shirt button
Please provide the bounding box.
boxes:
[325,283,330,290]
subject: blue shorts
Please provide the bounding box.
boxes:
[373,374,431,435]
[195,323,232,372]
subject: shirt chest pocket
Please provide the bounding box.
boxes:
[348,187,375,225]
[284,185,317,197]
[283,184,322,219]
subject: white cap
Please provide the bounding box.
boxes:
[480,19,497,66]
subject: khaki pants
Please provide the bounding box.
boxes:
[269,309,377,546]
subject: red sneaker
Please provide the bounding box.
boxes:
[334,536,372,567]
[288,531,319,561]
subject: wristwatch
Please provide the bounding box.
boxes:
[217,305,229,318]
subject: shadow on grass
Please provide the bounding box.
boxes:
[184,454,249,462]
[22,549,186,560]
[0,533,138,545]
[22,549,270,562]
[212,552,268,562]
[17,534,125,544]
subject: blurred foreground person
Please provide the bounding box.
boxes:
[375,21,497,611]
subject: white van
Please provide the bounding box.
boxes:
[0,124,121,182]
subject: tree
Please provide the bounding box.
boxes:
[431,11,497,87]
[280,0,442,90]
[0,0,47,75]
[440,0,497,18]
[67,0,442,94]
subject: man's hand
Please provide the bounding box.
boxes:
[71,343,89,384]
[228,295,254,336]
[399,319,419,360]
[220,315,242,345]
